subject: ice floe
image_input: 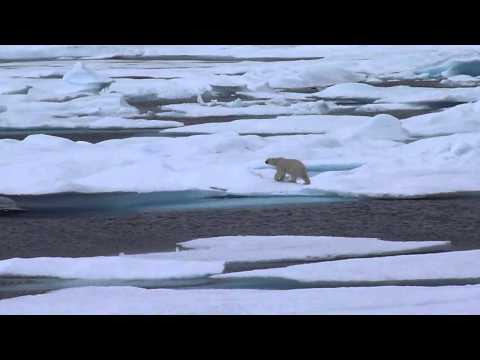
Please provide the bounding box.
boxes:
[0,115,182,130]
[0,132,402,195]
[62,61,113,93]
[110,78,210,103]
[1,285,480,314]
[316,82,480,103]
[0,236,450,279]
[163,114,409,141]
[0,92,158,129]
[162,100,332,118]
[214,249,480,286]
[241,62,366,90]
[5,128,479,198]
[310,132,480,197]
[402,101,480,137]
[441,74,480,87]
[1,129,478,197]
[3,46,480,131]
[138,236,450,265]
[0,256,224,280]
[416,57,480,78]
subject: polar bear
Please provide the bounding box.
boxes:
[265,157,311,185]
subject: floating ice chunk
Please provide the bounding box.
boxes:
[63,62,113,92]
[72,116,183,129]
[416,57,480,77]
[139,235,451,265]
[215,249,480,286]
[402,101,480,137]
[0,115,176,130]
[355,103,429,113]
[0,92,142,129]
[0,256,224,280]
[317,82,383,100]
[244,62,366,89]
[63,61,110,85]
[441,74,480,87]
[311,132,480,197]
[341,114,410,141]
[288,101,330,114]
[316,81,480,103]
[162,100,332,118]
[163,114,408,141]
[111,78,210,102]
[224,98,247,108]
[2,285,480,314]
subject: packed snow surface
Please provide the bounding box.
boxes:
[0,236,449,278]
[0,256,224,280]
[141,236,451,264]
[402,101,480,137]
[1,285,480,314]
[316,82,480,103]
[1,129,479,197]
[215,249,480,284]
[162,114,410,141]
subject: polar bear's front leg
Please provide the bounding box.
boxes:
[274,168,286,182]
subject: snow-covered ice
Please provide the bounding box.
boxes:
[134,235,451,264]
[416,57,480,78]
[2,45,480,314]
[3,45,480,76]
[1,284,480,314]
[310,132,480,197]
[240,62,366,89]
[402,100,480,137]
[0,62,184,129]
[162,100,332,118]
[0,256,224,280]
[215,249,480,285]
[0,236,450,281]
[0,131,403,195]
[3,46,480,130]
[441,74,480,87]
[316,82,480,103]
[0,114,182,130]
[162,114,409,141]
[62,62,113,92]
[1,129,479,198]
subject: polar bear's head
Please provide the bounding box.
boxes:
[265,157,284,166]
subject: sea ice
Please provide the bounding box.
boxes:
[162,114,409,141]
[1,285,480,314]
[316,82,480,103]
[63,62,113,93]
[416,57,480,78]
[137,235,450,264]
[162,100,332,118]
[309,132,480,197]
[215,249,480,285]
[0,256,224,280]
[402,100,480,137]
